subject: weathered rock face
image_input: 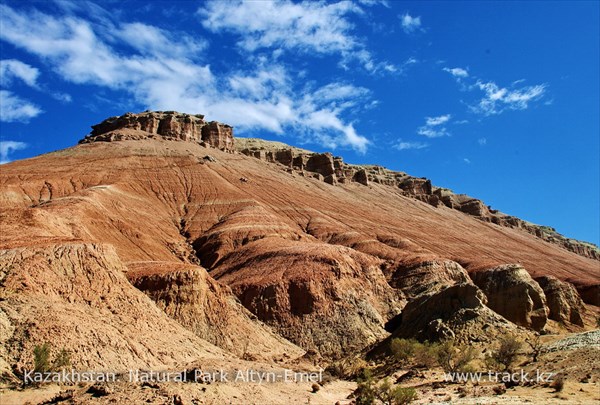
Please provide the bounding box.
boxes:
[127,262,303,361]
[211,239,403,359]
[392,283,516,343]
[305,153,336,177]
[0,244,224,375]
[470,264,548,331]
[535,276,585,326]
[80,111,235,152]
[352,169,369,186]
[387,259,471,299]
[201,121,234,152]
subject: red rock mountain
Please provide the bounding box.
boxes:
[1,111,598,377]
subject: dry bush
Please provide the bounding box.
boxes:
[491,335,522,372]
[526,335,543,362]
[436,340,475,373]
[550,373,566,392]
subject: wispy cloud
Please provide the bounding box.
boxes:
[117,22,208,59]
[442,65,547,116]
[443,66,468,79]
[463,158,471,164]
[400,13,422,34]
[418,114,452,138]
[0,59,40,87]
[0,3,371,152]
[425,114,451,126]
[394,140,428,150]
[0,90,42,122]
[472,81,546,115]
[0,140,27,164]
[197,0,390,74]
[478,137,487,146]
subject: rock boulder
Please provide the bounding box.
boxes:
[535,276,585,326]
[470,264,548,331]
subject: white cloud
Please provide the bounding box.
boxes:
[0,3,370,152]
[443,67,468,78]
[400,13,421,34]
[425,114,451,126]
[117,22,207,59]
[0,59,40,87]
[463,158,471,164]
[417,114,452,138]
[472,80,546,115]
[441,64,547,116]
[198,0,390,74]
[0,90,42,122]
[0,140,27,164]
[394,140,428,150]
[478,137,487,145]
[417,126,449,138]
[198,0,361,54]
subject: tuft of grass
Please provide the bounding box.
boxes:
[33,343,51,373]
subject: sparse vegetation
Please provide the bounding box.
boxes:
[526,335,544,362]
[390,339,416,365]
[33,343,51,373]
[374,378,417,405]
[355,371,416,405]
[489,335,522,372]
[435,340,475,373]
[52,348,71,371]
[33,343,71,374]
[355,368,376,405]
[389,338,440,368]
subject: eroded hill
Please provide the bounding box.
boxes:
[1,111,599,403]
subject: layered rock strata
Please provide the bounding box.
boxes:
[236,138,600,261]
[80,111,234,152]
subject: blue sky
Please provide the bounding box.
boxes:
[1,0,598,244]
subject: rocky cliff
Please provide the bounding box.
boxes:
[80,111,234,152]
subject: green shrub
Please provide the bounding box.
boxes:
[33,344,71,373]
[33,343,51,373]
[375,378,417,405]
[413,341,440,368]
[436,340,475,373]
[355,368,376,405]
[390,339,416,365]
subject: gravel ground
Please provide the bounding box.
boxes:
[546,329,600,352]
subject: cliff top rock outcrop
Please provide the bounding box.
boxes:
[80,110,234,152]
